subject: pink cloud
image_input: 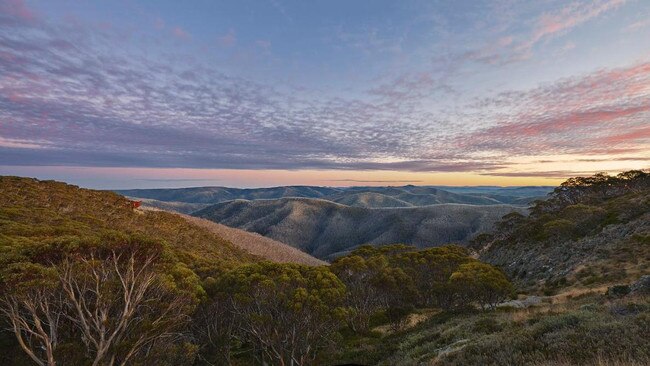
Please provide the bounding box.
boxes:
[459,61,650,156]
[217,28,236,47]
[597,126,650,144]
[486,105,650,138]
[0,0,36,22]
[470,0,626,65]
[527,0,625,46]
[172,26,190,40]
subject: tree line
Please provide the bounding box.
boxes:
[4,170,646,364]
[0,235,512,365]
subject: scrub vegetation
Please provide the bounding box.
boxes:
[1,171,648,365]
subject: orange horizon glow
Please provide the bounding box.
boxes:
[2,160,648,190]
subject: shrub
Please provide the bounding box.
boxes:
[607,285,632,298]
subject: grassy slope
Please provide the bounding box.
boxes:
[480,189,650,293]
[132,197,209,214]
[330,177,649,366]
[329,290,649,366]
[0,176,257,278]
[177,214,326,266]
[195,198,522,259]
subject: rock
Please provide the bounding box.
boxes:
[630,275,650,296]
[497,295,543,309]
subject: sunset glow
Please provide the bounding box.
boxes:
[1,0,648,188]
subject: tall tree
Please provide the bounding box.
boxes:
[1,237,198,366]
[0,264,64,366]
[59,248,193,366]
[449,262,513,310]
[217,262,346,366]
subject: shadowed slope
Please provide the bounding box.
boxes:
[195,198,523,260]
[179,214,326,266]
[477,171,650,293]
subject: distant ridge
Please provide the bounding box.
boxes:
[194,197,524,260]
[116,184,551,209]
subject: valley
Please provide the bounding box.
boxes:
[194,198,522,259]
[1,171,648,366]
[119,185,541,260]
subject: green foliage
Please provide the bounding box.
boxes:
[332,244,515,336]
[331,248,417,332]
[542,218,576,239]
[0,177,260,365]
[0,176,256,281]
[449,262,514,310]
[525,171,649,238]
[540,170,650,212]
[480,170,650,291]
[215,262,347,365]
[218,262,345,315]
[328,292,650,366]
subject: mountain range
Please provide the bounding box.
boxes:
[194,198,523,259]
[2,172,648,366]
[116,184,552,208]
[118,185,544,259]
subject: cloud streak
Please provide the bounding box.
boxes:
[0,0,647,180]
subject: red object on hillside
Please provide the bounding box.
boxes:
[130,200,142,209]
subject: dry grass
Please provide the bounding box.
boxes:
[178,214,327,266]
[534,355,650,366]
[550,285,609,303]
[373,309,440,334]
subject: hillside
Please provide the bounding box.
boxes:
[0,176,257,278]
[329,284,650,365]
[477,171,650,293]
[1,174,648,366]
[194,198,522,259]
[132,197,209,214]
[117,184,550,210]
[327,172,650,366]
[116,185,340,204]
[328,187,504,207]
[177,214,326,266]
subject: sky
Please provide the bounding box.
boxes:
[0,0,648,189]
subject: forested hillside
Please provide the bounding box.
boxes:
[116,185,340,204]
[0,176,514,365]
[328,171,650,365]
[477,170,650,293]
[194,198,523,259]
[1,173,647,366]
[0,177,256,276]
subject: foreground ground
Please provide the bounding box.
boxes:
[328,283,649,365]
